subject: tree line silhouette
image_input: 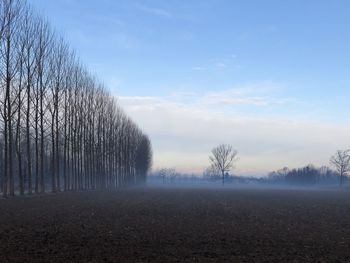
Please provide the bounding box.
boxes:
[0,0,152,197]
[267,165,340,186]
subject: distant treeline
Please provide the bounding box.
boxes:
[148,169,204,185]
[267,165,340,186]
[150,165,343,187]
[0,0,152,197]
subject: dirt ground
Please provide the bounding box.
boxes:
[0,186,349,262]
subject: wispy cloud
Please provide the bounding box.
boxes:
[196,85,299,108]
[215,62,226,68]
[192,66,207,71]
[134,4,172,18]
[133,3,197,21]
[91,15,125,27]
[67,29,135,50]
[193,54,242,71]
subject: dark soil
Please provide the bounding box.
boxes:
[0,186,350,262]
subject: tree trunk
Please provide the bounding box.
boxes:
[26,81,32,194]
[222,170,225,186]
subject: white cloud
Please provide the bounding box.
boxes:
[190,83,299,109]
[118,85,350,176]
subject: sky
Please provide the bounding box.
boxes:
[30,0,350,176]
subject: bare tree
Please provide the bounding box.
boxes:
[0,0,23,197]
[135,134,152,184]
[158,168,176,184]
[330,149,350,187]
[23,7,36,195]
[203,165,220,182]
[209,144,238,186]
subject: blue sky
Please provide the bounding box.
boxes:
[30,0,350,175]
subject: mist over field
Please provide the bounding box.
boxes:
[0,0,350,262]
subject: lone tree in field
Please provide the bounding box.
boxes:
[209,144,238,186]
[330,149,350,187]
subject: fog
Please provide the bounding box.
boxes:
[147,176,345,192]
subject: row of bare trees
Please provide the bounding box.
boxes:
[0,0,152,197]
[267,150,350,187]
